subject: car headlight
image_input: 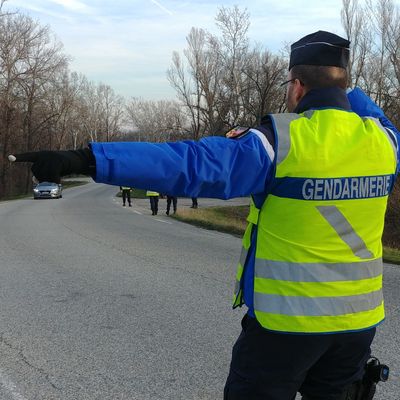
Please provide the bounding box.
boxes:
[51,189,58,193]
[33,188,39,192]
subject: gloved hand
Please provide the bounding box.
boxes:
[347,87,400,135]
[8,148,95,183]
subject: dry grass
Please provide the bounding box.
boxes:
[173,205,249,236]
[383,247,400,265]
[173,203,400,265]
[62,180,88,189]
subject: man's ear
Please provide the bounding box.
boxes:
[294,82,306,104]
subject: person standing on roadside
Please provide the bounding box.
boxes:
[119,186,133,207]
[9,30,399,400]
[190,197,198,209]
[146,190,159,215]
[166,195,177,215]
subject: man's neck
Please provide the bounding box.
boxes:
[294,87,351,114]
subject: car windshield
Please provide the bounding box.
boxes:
[37,182,57,187]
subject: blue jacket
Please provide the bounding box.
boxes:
[90,87,399,317]
[91,130,275,199]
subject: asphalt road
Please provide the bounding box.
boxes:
[0,182,398,400]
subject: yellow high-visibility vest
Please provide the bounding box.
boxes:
[234,109,397,333]
[146,190,159,196]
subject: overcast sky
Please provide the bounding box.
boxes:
[4,0,395,100]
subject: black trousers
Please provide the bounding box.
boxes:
[224,315,375,400]
[149,196,159,215]
[166,196,177,213]
[122,190,131,205]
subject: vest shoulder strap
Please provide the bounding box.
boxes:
[269,113,302,164]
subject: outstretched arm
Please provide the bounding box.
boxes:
[90,132,274,199]
[9,131,274,199]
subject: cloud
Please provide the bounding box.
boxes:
[9,0,77,22]
[48,0,91,13]
[149,0,174,16]
[8,0,395,100]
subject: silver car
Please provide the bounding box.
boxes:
[33,182,63,199]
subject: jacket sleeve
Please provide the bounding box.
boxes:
[90,131,274,199]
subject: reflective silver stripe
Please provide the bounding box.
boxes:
[385,127,399,152]
[234,280,240,294]
[292,41,350,51]
[255,258,382,282]
[239,246,248,267]
[254,290,383,316]
[270,113,301,164]
[364,117,398,162]
[302,110,316,119]
[317,205,373,259]
[250,129,275,161]
[234,247,248,295]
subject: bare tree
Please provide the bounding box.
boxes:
[168,6,288,137]
[341,0,400,113]
[185,28,225,135]
[168,6,250,136]
[168,43,204,140]
[214,6,250,128]
[0,13,67,193]
[241,47,286,124]
[125,98,187,142]
[96,83,124,142]
[18,23,68,150]
[341,0,372,87]
[78,77,103,143]
[0,0,10,16]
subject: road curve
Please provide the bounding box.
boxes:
[0,182,398,399]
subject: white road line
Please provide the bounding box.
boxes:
[0,369,28,400]
[154,218,172,224]
[133,210,142,215]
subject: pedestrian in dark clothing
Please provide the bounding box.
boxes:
[166,195,177,215]
[120,186,132,206]
[146,190,159,215]
[190,197,198,208]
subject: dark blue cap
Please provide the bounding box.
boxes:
[289,30,350,70]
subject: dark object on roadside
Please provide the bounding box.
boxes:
[146,191,159,215]
[190,197,198,209]
[33,182,62,199]
[120,186,132,207]
[166,195,177,215]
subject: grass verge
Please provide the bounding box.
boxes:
[116,188,147,199]
[382,247,400,265]
[173,205,249,236]
[173,205,400,265]
[61,180,89,189]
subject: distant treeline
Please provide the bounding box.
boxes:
[1,0,400,213]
